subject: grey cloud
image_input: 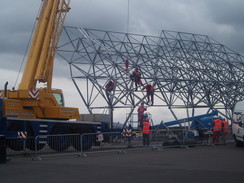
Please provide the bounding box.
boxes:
[66,0,128,32]
[205,0,244,27]
[1,0,244,75]
[0,1,39,55]
[195,0,244,54]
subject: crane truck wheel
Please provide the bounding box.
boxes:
[7,123,25,151]
[48,125,71,152]
[71,129,93,151]
[162,141,171,147]
[7,138,24,151]
[171,140,180,147]
[233,135,244,147]
[26,126,45,151]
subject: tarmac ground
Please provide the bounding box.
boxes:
[1,143,244,183]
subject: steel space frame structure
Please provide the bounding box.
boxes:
[57,26,244,124]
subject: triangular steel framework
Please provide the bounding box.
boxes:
[57,26,244,125]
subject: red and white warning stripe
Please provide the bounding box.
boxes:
[29,89,39,99]
[17,131,27,139]
[123,129,132,137]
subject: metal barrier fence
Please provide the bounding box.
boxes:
[33,132,125,159]
[120,129,189,150]
[120,127,233,150]
[4,127,233,159]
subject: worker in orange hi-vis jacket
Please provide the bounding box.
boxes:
[212,117,223,145]
[142,117,151,146]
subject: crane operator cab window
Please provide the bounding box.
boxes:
[52,92,64,106]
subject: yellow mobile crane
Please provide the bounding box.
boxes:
[0,0,105,151]
[2,0,79,119]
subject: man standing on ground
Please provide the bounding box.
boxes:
[142,117,151,146]
[212,117,223,145]
[221,118,229,144]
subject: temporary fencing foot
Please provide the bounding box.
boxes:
[152,146,161,151]
[179,145,189,149]
[80,153,87,158]
[117,150,127,154]
[32,156,42,161]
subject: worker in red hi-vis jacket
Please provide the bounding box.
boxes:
[130,67,143,91]
[137,103,147,128]
[105,80,115,103]
[143,83,155,105]
[125,59,129,73]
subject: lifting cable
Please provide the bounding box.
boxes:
[127,0,130,34]
[14,1,43,89]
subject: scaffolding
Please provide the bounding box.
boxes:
[57,26,244,126]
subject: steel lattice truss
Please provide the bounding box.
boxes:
[57,26,244,122]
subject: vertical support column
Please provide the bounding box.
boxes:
[109,105,114,130]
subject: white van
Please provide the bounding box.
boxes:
[232,101,244,146]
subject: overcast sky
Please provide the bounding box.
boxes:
[1,0,244,123]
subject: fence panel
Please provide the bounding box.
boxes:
[81,132,125,156]
[33,134,82,160]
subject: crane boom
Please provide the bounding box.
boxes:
[18,0,71,92]
[0,0,80,120]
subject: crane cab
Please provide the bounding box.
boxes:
[52,90,64,107]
